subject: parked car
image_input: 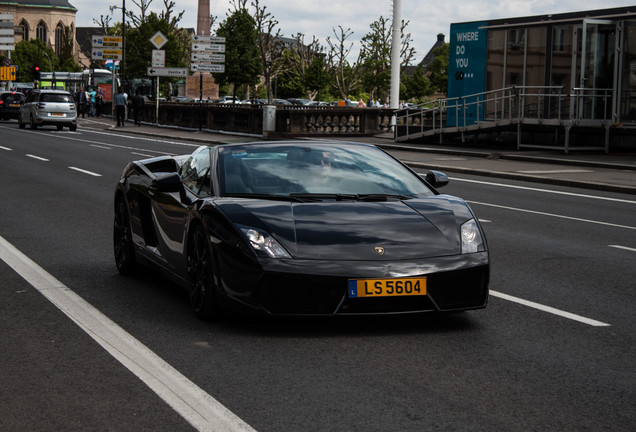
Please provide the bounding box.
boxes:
[113,141,489,319]
[287,98,311,105]
[0,91,26,120]
[18,89,77,131]
[216,96,242,104]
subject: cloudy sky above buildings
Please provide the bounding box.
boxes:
[71,0,634,62]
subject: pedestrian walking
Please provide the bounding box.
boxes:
[114,89,127,127]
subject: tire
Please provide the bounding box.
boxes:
[69,124,77,131]
[56,125,63,131]
[113,197,137,275]
[187,225,220,320]
[18,115,25,129]
[30,115,37,129]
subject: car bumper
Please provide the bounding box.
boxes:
[220,252,490,316]
[34,112,77,126]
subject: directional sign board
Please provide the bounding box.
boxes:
[191,53,225,63]
[191,35,226,43]
[191,43,226,53]
[0,66,16,81]
[92,48,123,60]
[147,67,188,77]
[92,35,123,47]
[0,13,14,51]
[190,63,225,73]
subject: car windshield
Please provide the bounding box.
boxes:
[218,144,434,200]
[2,93,24,103]
[40,93,73,103]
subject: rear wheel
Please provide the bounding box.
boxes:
[56,125,63,131]
[18,115,25,129]
[113,197,136,275]
[29,115,37,129]
[187,225,220,320]
[69,124,77,131]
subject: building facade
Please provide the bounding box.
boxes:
[448,6,636,126]
[0,0,77,59]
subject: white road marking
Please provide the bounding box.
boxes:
[26,154,49,161]
[452,177,636,205]
[468,201,636,231]
[0,145,12,151]
[517,169,594,174]
[609,244,636,253]
[68,166,102,177]
[0,235,256,432]
[90,144,112,150]
[131,152,155,158]
[490,290,610,327]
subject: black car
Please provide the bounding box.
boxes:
[0,91,26,120]
[113,141,489,319]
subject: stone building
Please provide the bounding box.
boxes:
[0,0,77,59]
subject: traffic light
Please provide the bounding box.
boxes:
[32,64,40,80]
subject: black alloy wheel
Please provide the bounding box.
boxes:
[113,197,136,275]
[187,225,220,320]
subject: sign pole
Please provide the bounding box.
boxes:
[199,73,203,131]
[156,77,160,126]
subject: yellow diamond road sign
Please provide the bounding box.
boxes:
[150,31,168,49]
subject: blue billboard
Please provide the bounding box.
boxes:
[447,22,488,126]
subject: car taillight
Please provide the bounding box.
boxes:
[70,104,76,110]
[0,100,3,105]
[38,103,46,109]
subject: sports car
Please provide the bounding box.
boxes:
[113,141,489,319]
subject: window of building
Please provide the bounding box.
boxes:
[55,23,64,57]
[17,19,29,41]
[36,21,47,43]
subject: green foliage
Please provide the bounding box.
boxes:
[11,39,57,82]
[426,43,449,94]
[124,13,189,82]
[215,8,262,90]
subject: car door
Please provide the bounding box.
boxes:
[151,147,212,275]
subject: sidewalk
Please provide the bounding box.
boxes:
[79,116,636,195]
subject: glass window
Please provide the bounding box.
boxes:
[18,19,28,41]
[506,28,526,86]
[180,147,212,196]
[36,21,47,43]
[55,23,64,57]
[620,21,636,122]
[40,93,73,103]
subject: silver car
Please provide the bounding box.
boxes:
[18,89,77,131]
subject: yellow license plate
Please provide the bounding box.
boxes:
[51,112,64,116]
[348,278,427,298]
[9,104,19,107]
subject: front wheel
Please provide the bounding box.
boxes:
[113,197,136,275]
[30,115,37,129]
[187,225,220,320]
[18,115,25,129]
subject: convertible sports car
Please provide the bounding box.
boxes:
[113,141,489,319]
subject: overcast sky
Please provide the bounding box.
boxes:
[71,0,634,63]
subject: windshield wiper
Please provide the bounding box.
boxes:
[356,194,413,201]
[289,193,360,202]
[222,193,306,202]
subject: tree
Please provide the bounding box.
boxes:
[326,26,363,101]
[11,39,57,82]
[426,43,449,95]
[359,16,416,103]
[215,5,262,98]
[280,34,330,101]
[252,0,282,103]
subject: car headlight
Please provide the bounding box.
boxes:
[240,227,291,259]
[460,219,484,254]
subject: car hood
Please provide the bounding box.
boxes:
[215,196,475,260]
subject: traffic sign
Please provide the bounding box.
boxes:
[0,66,16,81]
[150,31,168,49]
[191,53,225,63]
[92,35,123,47]
[92,49,123,60]
[147,67,187,77]
[191,43,225,53]
[191,35,226,44]
[152,50,165,67]
[190,63,225,73]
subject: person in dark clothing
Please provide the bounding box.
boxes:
[114,89,127,127]
[132,89,145,126]
[75,87,87,118]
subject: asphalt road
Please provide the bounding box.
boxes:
[0,120,634,431]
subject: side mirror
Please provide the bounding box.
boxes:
[151,172,182,193]
[425,170,449,188]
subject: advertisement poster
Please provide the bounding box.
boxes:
[447,22,488,126]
